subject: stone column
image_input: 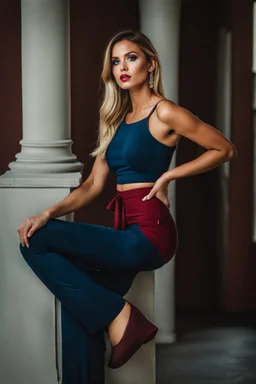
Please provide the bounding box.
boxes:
[215,28,231,293]
[0,0,82,187]
[0,1,82,383]
[139,0,181,343]
[253,2,256,241]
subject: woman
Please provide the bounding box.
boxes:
[18,30,237,383]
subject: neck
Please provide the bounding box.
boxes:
[129,85,155,112]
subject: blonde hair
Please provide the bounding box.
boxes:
[90,30,166,159]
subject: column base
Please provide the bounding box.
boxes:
[156,331,176,344]
[6,139,84,178]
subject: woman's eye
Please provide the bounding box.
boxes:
[111,56,137,66]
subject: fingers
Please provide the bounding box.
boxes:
[142,189,156,201]
[27,225,36,238]
[142,180,163,201]
[17,218,32,248]
[22,223,31,248]
[142,189,170,209]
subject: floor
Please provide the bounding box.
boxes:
[156,312,256,384]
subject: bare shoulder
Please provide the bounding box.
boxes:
[156,99,193,127]
[155,100,237,156]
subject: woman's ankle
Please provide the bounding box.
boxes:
[108,301,131,346]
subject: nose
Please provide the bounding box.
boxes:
[120,59,128,72]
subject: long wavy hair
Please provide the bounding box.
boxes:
[90,30,166,159]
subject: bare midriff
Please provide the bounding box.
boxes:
[116,182,155,192]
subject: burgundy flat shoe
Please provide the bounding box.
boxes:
[108,302,158,369]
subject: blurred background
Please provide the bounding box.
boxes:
[0,0,256,383]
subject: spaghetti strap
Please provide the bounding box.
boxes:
[148,99,167,118]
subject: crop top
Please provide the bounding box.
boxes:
[105,99,176,184]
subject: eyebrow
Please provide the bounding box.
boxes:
[111,50,138,59]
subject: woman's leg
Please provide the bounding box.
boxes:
[61,266,137,384]
[61,267,138,384]
[21,245,137,384]
[19,218,162,380]
[20,219,162,333]
[61,306,106,384]
[20,241,126,335]
[20,217,158,332]
[25,218,164,271]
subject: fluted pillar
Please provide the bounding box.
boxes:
[0,0,83,187]
[139,0,181,343]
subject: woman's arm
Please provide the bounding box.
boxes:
[18,156,111,247]
[142,101,237,200]
[43,156,110,219]
[162,102,237,182]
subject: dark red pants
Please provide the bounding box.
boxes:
[106,186,178,263]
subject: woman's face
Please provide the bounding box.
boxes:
[111,40,154,90]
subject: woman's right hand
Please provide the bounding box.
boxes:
[17,213,50,248]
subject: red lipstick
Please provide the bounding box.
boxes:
[120,74,131,82]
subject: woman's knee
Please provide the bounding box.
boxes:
[28,219,58,250]
[19,219,56,259]
[19,242,37,269]
[19,242,29,258]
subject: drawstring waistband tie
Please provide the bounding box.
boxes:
[106,195,126,230]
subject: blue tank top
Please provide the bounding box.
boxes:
[105,99,176,184]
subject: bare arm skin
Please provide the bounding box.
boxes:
[18,156,110,247]
[160,101,237,179]
[43,156,110,219]
[142,100,237,200]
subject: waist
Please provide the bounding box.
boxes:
[115,173,161,185]
[106,186,170,230]
[116,186,153,198]
[117,182,154,192]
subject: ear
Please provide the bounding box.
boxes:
[148,57,156,72]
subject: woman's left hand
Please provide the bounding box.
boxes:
[142,174,170,207]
